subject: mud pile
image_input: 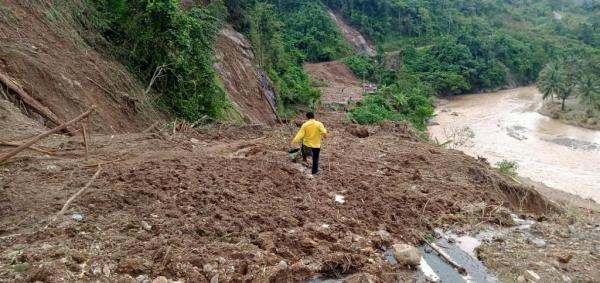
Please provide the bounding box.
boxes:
[0,112,557,282]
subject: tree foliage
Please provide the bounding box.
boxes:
[84,0,228,121]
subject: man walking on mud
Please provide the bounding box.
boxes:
[291,112,328,175]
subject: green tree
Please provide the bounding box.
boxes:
[576,75,600,109]
[538,61,564,103]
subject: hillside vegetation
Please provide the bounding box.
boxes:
[81,0,600,128]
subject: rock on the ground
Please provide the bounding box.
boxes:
[136,275,150,283]
[343,273,376,283]
[517,275,526,283]
[524,270,541,282]
[152,276,169,283]
[392,243,421,267]
[529,238,546,248]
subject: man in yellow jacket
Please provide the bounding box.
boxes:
[291,112,329,175]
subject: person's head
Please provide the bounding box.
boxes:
[306,112,315,120]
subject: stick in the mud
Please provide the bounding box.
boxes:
[81,121,89,160]
[423,239,467,275]
[0,72,75,133]
[0,141,56,156]
[55,166,102,218]
[0,107,95,164]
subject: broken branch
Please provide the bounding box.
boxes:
[0,107,95,164]
[55,166,102,219]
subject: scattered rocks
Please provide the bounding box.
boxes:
[392,243,421,267]
[210,275,219,283]
[524,270,540,282]
[517,275,526,283]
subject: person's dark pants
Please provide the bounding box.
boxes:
[302,145,321,175]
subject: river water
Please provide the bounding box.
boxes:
[428,86,600,203]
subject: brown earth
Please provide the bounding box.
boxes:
[327,11,375,57]
[304,61,364,106]
[478,208,600,283]
[0,0,161,134]
[214,26,279,126]
[0,108,558,282]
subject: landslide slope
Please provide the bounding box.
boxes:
[0,111,556,282]
[0,1,161,135]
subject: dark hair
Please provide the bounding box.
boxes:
[306,112,315,119]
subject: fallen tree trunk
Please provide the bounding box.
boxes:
[0,72,76,134]
[0,107,95,164]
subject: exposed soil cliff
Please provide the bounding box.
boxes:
[0,1,161,135]
[327,11,375,57]
[214,26,280,125]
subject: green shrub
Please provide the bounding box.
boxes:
[496,160,519,177]
[84,0,228,122]
[350,83,434,130]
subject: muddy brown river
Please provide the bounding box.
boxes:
[428,86,600,202]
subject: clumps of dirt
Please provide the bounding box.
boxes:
[346,125,370,138]
[0,112,559,282]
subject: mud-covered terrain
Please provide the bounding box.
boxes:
[0,110,558,282]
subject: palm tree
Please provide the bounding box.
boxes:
[537,61,564,104]
[576,75,600,109]
[558,83,574,111]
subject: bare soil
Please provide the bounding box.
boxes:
[0,109,558,282]
[0,1,161,134]
[304,61,364,106]
[478,209,600,283]
[214,26,279,125]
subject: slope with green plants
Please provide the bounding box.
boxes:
[322,0,600,127]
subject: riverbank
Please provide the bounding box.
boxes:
[538,99,600,131]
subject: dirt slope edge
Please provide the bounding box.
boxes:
[0,1,161,136]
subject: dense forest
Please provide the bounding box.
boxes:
[81,0,600,129]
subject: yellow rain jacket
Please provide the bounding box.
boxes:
[292,119,328,148]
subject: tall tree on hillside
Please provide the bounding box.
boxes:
[249,3,288,71]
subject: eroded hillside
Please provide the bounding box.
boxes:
[0,1,161,134]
